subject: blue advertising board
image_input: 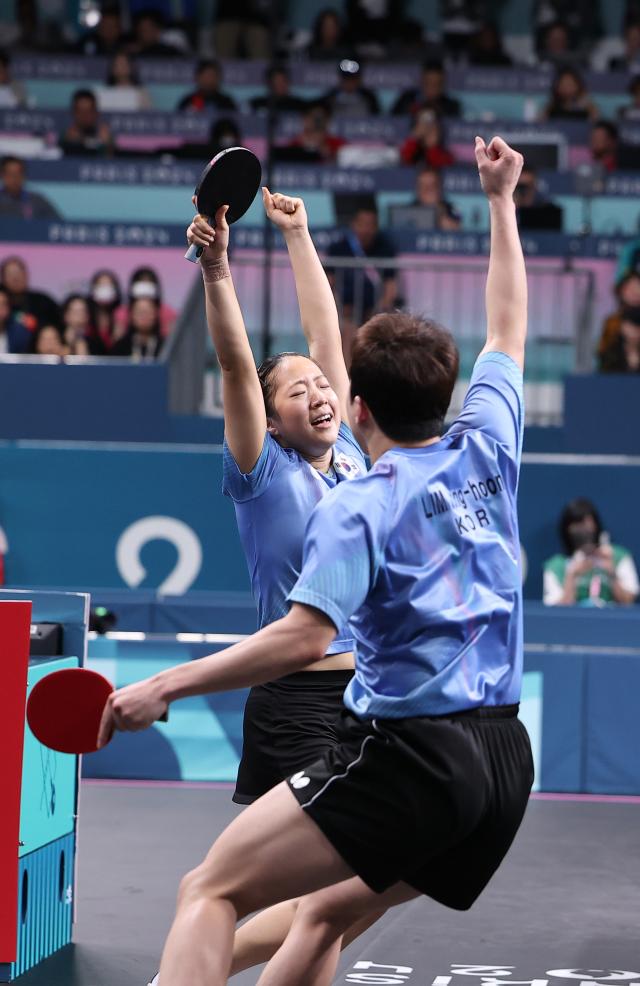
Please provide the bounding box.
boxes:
[0,442,249,594]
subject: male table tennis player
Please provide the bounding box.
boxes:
[99,135,534,986]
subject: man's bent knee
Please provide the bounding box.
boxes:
[176,863,255,920]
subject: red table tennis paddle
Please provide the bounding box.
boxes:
[26,667,167,755]
[184,146,262,264]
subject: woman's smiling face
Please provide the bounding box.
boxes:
[268,354,341,457]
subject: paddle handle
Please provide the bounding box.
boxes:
[184,214,211,264]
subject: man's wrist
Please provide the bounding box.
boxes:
[154,667,184,705]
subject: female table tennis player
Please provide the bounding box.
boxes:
[185,188,367,973]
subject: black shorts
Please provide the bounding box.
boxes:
[233,670,353,805]
[287,705,534,910]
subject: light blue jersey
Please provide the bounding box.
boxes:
[289,352,524,716]
[223,422,367,654]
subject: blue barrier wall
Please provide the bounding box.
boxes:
[564,375,640,455]
[0,364,224,445]
[0,364,168,443]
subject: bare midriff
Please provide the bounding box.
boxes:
[302,651,354,672]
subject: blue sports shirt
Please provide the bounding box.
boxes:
[289,352,524,716]
[223,422,367,654]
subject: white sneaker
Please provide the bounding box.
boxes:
[147,975,159,986]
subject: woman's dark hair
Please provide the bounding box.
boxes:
[311,8,343,47]
[129,265,159,284]
[615,271,640,301]
[128,265,162,302]
[87,269,122,342]
[257,351,322,417]
[127,296,161,336]
[550,67,586,102]
[593,119,618,142]
[541,19,569,46]
[422,59,445,75]
[350,312,459,442]
[196,57,220,77]
[0,254,27,281]
[209,117,241,146]
[418,113,445,144]
[30,322,64,354]
[107,51,141,87]
[72,87,98,107]
[558,498,603,556]
[62,293,89,320]
[89,268,122,307]
[266,63,289,84]
[0,284,11,323]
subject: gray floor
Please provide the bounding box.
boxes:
[17,784,640,986]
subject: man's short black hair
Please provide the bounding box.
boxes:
[422,59,445,74]
[72,88,97,106]
[134,8,164,26]
[197,58,221,75]
[352,204,378,222]
[417,163,442,180]
[266,63,290,82]
[593,119,619,141]
[1,155,24,172]
[542,19,569,39]
[350,312,459,442]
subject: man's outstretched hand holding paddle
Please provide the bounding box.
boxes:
[97,677,168,749]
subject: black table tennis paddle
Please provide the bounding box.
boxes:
[184,146,262,263]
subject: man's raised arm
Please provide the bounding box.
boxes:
[476,135,527,371]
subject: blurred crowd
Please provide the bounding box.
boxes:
[0,1,638,69]
[597,262,640,374]
[0,257,175,359]
[1,1,640,368]
[0,1,637,172]
[0,47,638,176]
